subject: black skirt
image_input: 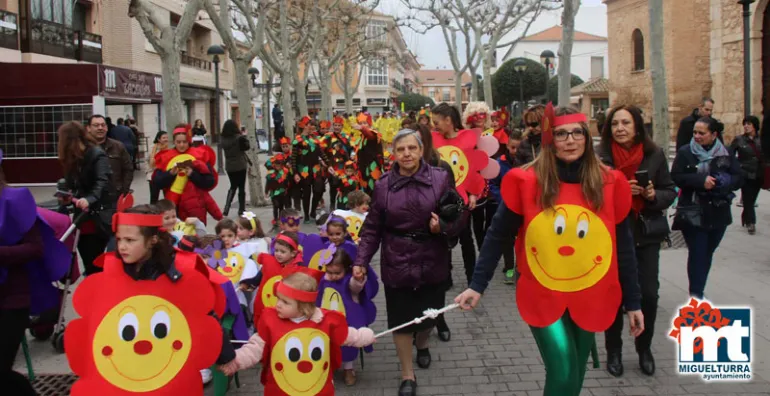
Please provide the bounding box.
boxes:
[384,281,447,334]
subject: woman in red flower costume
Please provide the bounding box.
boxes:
[455,105,644,396]
[152,125,222,225]
[65,201,235,395]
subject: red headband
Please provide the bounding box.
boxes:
[333,116,344,124]
[275,233,298,250]
[112,193,165,232]
[540,103,588,146]
[554,113,588,127]
[275,281,317,303]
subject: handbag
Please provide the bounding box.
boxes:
[638,211,670,238]
[671,205,702,231]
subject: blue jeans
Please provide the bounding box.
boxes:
[682,226,727,299]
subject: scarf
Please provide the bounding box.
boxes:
[611,142,645,213]
[690,137,729,175]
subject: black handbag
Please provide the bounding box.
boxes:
[671,205,702,231]
[638,212,670,238]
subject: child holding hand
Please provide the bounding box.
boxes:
[219,272,375,395]
[252,231,303,326]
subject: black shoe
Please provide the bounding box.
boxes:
[416,348,431,369]
[436,315,451,342]
[398,379,417,396]
[222,189,236,217]
[638,349,655,376]
[606,349,623,377]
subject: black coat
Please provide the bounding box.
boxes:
[671,144,744,229]
[65,145,114,233]
[729,135,763,181]
[599,145,677,246]
[516,132,541,165]
[675,109,700,150]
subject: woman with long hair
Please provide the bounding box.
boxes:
[672,117,742,299]
[517,104,545,165]
[192,118,207,142]
[220,119,249,216]
[58,121,114,275]
[598,105,676,377]
[146,131,169,204]
[456,105,644,396]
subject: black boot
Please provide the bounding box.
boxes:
[238,191,246,216]
[607,349,624,377]
[436,314,451,342]
[638,349,655,376]
[222,189,236,217]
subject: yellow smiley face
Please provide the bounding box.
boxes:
[172,221,196,236]
[319,288,346,316]
[482,128,494,137]
[436,145,469,185]
[271,329,330,395]
[525,204,612,292]
[345,216,363,242]
[309,249,331,272]
[166,153,196,194]
[92,295,191,392]
[217,251,245,285]
[261,275,282,308]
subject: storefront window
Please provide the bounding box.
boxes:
[0,104,91,158]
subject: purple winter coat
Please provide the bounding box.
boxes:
[354,160,465,289]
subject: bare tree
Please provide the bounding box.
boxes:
[128,0,205,130]
[202,0,270,206]
[648,0,669,149]
[400,0,549,110]
[558,0,580,106]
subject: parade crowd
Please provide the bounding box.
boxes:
[0,97,762,396]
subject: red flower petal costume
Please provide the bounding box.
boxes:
[501,167,631,332]
[432,129,493,202]
[65,252,225,395]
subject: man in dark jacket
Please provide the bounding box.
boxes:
[86,115,134,202]
[272,104,284,141]
[675,98,714,150]
[108,118,137,161]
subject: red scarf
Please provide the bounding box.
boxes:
[611,142,645,213]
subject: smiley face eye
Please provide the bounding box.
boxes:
[309,336,325,361]
[285,337,303,362]
[450,152,460,166]
[118,312,139,342]
[576,219,589,239]
[554,215,566,235]
[151,311,171,339]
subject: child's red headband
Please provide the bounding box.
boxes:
[275,281,317,303]
[275,233,298,250]
[112,194,164,232]
[173,125,192,143]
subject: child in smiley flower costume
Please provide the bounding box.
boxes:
[64,197,235,396]
[461,104,643,396]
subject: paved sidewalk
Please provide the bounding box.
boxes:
[16,169,770,395]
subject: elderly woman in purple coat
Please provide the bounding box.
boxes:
[354,128,467,396]
[0,150,71,390]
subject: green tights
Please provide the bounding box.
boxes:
[530,312,595,396]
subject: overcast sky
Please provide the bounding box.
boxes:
[378,0,607,70]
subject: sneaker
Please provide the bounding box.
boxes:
[200,368,213,385]
[504,269,515,284]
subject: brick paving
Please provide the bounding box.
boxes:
[16,165,770,395]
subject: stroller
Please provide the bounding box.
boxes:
[29,195,85,353]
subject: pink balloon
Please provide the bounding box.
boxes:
[480,158,500,179]
[477,135,500,157]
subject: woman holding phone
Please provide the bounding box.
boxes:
[598,105,676,377]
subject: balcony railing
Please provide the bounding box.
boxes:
[24,19,102,63]
[181,54,211,71]
[0,10,18,50]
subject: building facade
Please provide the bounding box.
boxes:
[0,0,231,184]
[501,25,609,82]
[415,70,472,108]
[606,0,769,142]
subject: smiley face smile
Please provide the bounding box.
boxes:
[531,248,604,281]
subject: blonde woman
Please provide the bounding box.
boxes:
[462,101,491,132]
[517,104,545,164]
[147,131,169,204]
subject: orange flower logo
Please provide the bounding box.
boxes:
[668,298,731,354]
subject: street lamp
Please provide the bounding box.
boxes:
[207,44,225,174]
[738,0,756,117]
[540,49,555,102]
[514,58,528,116]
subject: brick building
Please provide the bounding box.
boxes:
[606,0,769,142]
[415,70,472,109]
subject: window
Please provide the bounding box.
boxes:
[591,56,604,79]
[591,99,609,117]
[30,0,73,25]
[442,88,450,101]
[0,104,92,158]
[367,58,388,86]
[366,20,387,42]
[632,29,644,71]
[428,88,436,98]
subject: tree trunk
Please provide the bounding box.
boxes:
[233,59,268,207]
[280,73,295,138]
[319,62,333,120]
[649,0,669,149]
[344,65,355,114]
[558,0,580,107]
[291,59,310,117]
[470,71,478,102]
[160,47,184,130]
[483,51,494,108]
[454,72,464,114]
